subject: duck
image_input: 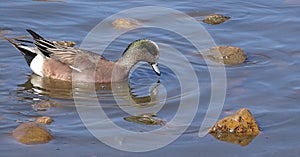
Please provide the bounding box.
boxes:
[6,29,160,83]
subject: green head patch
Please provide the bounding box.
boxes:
[123,39,159,55]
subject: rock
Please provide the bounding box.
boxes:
[207,46,247,65]
[209,108,260,134]
[209,108,260,146]
[35,116,53,125]
[112,18,142,29]
[53,41,76,47]
[12,122,53,144]
[202,14,230,25]
[124,113,165,126]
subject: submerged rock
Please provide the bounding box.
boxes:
[112,18,142,29]
[35,116,53,125]
[12,122,53,144]
[202,14,230,25]
[124,113,165,126]
[209,108,260,146]
[207,46,247,65]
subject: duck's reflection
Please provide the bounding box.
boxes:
[18,74,161,108]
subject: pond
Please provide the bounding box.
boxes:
[0,0,300,156]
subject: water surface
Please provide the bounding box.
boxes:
[1,0,300,156]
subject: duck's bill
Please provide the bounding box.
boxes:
[151,63,160,76]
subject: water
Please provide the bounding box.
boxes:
[1,0,300,156]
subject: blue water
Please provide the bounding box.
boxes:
[1,0,300,156]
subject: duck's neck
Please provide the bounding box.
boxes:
[116,49,141,72]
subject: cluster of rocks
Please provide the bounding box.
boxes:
[12,100,55,145]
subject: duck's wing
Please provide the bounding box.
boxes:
[27,29,106,72]
[47,47,106,72]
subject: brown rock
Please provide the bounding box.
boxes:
[202,14,230,25]
[208,46,247,65]
[209,108,260,134]
[53,41,76,47]
[209,108,260,146]
[12,122,53,144]
[112,18,142,29]
[35,116,53,125]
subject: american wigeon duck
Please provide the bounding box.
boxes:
[6,30,160,82]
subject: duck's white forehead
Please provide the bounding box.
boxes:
[149,40,159,50]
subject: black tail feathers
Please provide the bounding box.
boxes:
[5,37,37,66]
[26,29,44,40]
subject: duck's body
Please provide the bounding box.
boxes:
[6,30,160,83]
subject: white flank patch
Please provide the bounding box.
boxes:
[30,54,44,77]
[69,65,82,72]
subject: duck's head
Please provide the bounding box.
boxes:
[120,39,160,76]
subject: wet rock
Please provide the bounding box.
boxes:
[209,108,260,134]
[53,41,76,47]
[12,122,53,144]
[202,14,230,25]
[209,108,260,146]
[124,113,165,126]
[112,18,142,29]
[35,116,53,125]
[207,46,247,65]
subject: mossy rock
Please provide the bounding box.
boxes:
[202,14,230,25]
[209,108,260,146]
[209,108,260,135]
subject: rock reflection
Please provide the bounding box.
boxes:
[209,133,258,146]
